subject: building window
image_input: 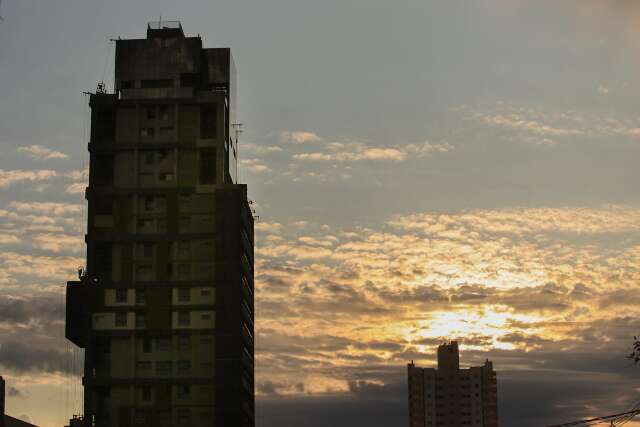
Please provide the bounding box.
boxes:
[178,264,191,279]
[178,335,191,351]
[201,289,211,297]
[157,150,169,163]
[144,196,154,211]
[158,412,170,427]
[159,127,174,138]
[177,385,190,399]
[155,196,166,211]
[136,361,152,374]
[141,386,152,402]
[156,337,171,352]
[115,289,128,303]
[95,197,112,215]
[199,149,216,184]
[156,361,172,376]
[180,73,198,88]
[93,154,114,185]
[177,360,191,375]
[201,313,211,321]
[144,151,155,165]
[178,241,191,257]
[143,337,152,353]
[178,311,190,326]
[179,194,191,211]
[146,106,156,120]
[138,218,153,229]
[140,128,155,138]
[178,216,191,232]
[141,79,172,89]
[134,410,147,425]
[136,290,146,305]
[136,265,153,281]
[142,243,153,258]
[167,263,173,278]
[159,172,174,182]
[136,312,145,328]
[95,242,113,274]
[200,104,217,138]
[115,312,127,327]
[159,106,171,121]
[178,288,190,302]
[177,408,190,425]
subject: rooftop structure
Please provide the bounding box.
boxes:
[408,342,498,427]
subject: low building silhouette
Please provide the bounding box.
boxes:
[408,342,498,427]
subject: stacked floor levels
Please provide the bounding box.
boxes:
[66,22,254,427]
[408,342,498,427]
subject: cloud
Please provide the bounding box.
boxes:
[250,204,640,426]
[241,158,273,174]
[0,295,65,327]
[242,142,283,155]
[281,131,322,144]
[293,141,452,163]
[388,205,640,236]
[9,202,82,216]
[0,233,20,244]
[0,340,71,375]
[32,233,83,253]
[17,145,68,160]
[64,168,89,194]
[0,170,57,188]
[7,386,31,399]
[465,102,640,145]
[404,141,454,158]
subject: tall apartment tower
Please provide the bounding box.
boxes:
[65,22,255,427]
[408,342,498,427]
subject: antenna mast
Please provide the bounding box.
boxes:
[232,123,243,182]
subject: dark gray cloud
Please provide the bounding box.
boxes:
[256,365,640,427]
[0,339,73,375]
[7,386,30,399]
[0,294,64,326]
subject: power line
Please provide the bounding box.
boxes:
[546,409,640,427]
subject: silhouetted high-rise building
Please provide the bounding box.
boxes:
[66,21,254,427]
[408,342,498,427]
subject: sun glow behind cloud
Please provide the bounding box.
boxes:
[250,204,640,404]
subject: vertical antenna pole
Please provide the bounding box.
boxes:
[232,123,243,182]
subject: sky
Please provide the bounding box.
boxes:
[1,0,640,426]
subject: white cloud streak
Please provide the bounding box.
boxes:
[17,145,68,160]
[294,141,452,163]
[0,170,58,188]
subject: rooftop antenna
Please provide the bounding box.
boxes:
[232,123,243,182]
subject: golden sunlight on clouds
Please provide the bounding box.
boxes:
[253,205,640,394]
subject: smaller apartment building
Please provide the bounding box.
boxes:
[408,342,498,427]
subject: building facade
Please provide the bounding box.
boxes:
[66,22,254,427]
[408,342,498,427]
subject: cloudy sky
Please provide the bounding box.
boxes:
[1,0,640,426]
